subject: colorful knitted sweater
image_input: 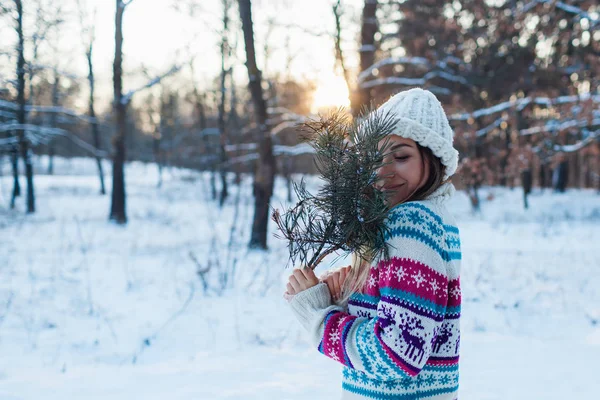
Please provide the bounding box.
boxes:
[288,183,461,399]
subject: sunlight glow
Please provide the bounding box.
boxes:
[311,73,351,114]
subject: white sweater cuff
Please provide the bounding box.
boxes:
[288,283,343,346]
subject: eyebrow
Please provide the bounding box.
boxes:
[390,143,412,151]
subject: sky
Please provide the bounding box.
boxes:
[1,0,363,113]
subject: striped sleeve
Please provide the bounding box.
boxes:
[315,202,450,380]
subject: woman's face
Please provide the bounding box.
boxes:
[376,135,430,207]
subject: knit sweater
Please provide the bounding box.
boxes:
[288,183,461,399]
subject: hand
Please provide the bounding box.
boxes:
[286,267,320,296]
[322,265,351,301]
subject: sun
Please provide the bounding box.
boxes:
[311,73,351,114]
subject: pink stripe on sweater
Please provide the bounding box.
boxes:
[377,257,448,307]
[322,312,353,367]
[428,356,460,366]
[447,278,461,308]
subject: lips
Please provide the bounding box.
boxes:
[382,184,404,191]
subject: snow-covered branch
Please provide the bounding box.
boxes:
[553,130,599,153]
[118,0,134,9]
[0,100,103,125]
[225,142,314,156]
[359,71,468,90]
[0,100,19,111]
[0,123,67,146]
[275,143,314,155]
[519,0,600,28]
[0,136,19,147]
[120,65,182,106]
[225,143,316,165]
[449,94,600,121]
[0,123,108,156]
[476,117,506,137]
[271,120,306,135]
[358,56,467,84]
[520,118,600,136]
[26,105,100,124]
[200,128,220,137]
[225,143,258,152]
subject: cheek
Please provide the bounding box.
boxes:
[396,158,423,183]
[411,160,424,180]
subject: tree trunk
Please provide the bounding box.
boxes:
[48,145,54,175]
[554,161,568,193]
[333,0,352,98]
[468,183,480,212]
[110,0,127,223]
[87,42,106,195]
[238,0,276,249]
[284,157,293,203]
[10,146,20,209]
[521,169,532,209]
[194,89,216,199]
[48,72,60,176]
[153,131,162,188]
[539,163,547,188]
[218,0,230,207]
[228,67,242,186]
[499,129,510,186]
[351,0,378,115]
[15,0,35,213]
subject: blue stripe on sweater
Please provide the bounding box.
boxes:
[388,202,444,226]
[379,287,447,317]
[342,382,459,399]
[385,225,461,262]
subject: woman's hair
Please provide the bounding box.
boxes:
[409,146,446,201]
[335,145,447,306]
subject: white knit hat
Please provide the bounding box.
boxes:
[376,88,459,179]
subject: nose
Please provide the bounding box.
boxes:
[376,161,394,184]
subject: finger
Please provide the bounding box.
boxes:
[297,268,318,289]
[305,267,319,286]
[289,274,302,293]
[299,266,311,279]
[300,267,319,285]
[286,282,294,295]
[292,269,308,290]
[293,268,307,283]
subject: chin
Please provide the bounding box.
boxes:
[386,197,405,208]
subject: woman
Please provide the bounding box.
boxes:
[285,88,462,399]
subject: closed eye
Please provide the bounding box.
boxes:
[394,156,409,161]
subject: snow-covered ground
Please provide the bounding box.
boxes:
[0,156,599,399]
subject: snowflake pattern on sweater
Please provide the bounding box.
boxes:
[317,199,462,399]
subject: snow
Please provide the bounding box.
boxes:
[1,156,599,399]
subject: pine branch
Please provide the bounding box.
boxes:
[272,107,396,270]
